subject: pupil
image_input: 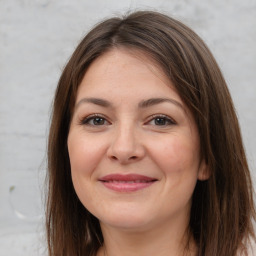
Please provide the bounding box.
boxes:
[93,117,104,125]
[155,118,166,125]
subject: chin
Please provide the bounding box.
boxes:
[97,211,153,231]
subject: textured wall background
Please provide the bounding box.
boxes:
[0,0,255,255]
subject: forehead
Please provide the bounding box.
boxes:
[76,48,179,101]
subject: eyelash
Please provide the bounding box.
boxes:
[146,114,176,126]
[79,114,176,127]
[79,114,110,126]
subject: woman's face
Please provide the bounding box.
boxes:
[68,49,208,232]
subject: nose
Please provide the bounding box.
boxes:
[107,124,145,164]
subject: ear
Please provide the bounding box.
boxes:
[197,160,211,181]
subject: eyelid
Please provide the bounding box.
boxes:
[78,113,176,127]
[145,114,177,125]
[79,113,111,126]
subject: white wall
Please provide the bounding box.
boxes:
[0,0,255,255]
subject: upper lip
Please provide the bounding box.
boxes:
[99,174,157,182]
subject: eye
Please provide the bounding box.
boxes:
[80,114,110,126]
[146,115,176,126]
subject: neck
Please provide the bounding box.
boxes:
[98,218,197,256]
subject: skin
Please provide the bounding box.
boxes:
[68,48,209,256]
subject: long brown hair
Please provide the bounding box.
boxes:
[46,11,255,256]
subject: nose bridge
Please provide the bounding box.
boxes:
[108,120,144,163]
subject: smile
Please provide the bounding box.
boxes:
[99,174,158,192]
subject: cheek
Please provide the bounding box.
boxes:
[67,132,107,207]
[149,135,201,199]
[68,132,106,175]
[154,137,200,172]
[67,133,108,208]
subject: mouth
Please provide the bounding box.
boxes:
[99,174,158,192]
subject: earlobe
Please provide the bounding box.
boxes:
[197,161,211,181]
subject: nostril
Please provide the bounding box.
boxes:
[109,155,137,161]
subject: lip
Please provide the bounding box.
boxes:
[99,174,158,192]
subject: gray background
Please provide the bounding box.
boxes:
[0,0,255,255]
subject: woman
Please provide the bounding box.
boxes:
[46,11,255,256]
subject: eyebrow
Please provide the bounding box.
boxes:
[75,98,112,109]
[75,97,184,110]
[138,97,183,109]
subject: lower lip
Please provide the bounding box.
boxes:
[100,181,155,192]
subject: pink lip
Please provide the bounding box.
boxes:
[99,174,157,192]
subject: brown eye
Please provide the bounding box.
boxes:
[91,117,105,125]
[154,117,168,126]
[81,115,109,126]
[147,115,176,126]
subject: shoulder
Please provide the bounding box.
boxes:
[238,239,256,256]
[247,240,256,256]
